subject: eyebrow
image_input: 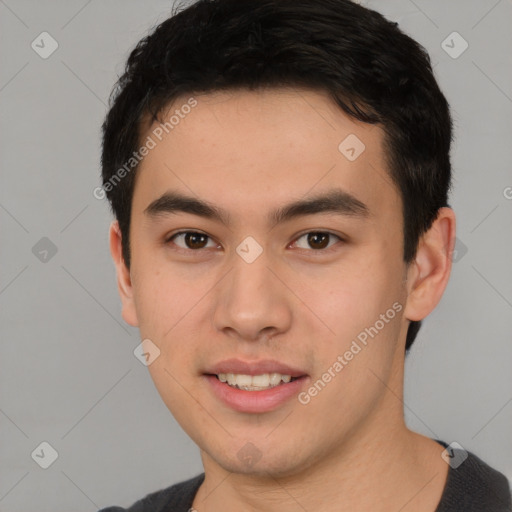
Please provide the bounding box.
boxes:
[143,188,370,227]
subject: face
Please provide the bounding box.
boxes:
[117,89,413,477]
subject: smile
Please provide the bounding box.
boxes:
[216,372,299,391]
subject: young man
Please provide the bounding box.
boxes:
[98,0,511,510]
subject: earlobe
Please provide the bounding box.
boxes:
[109,220,139,327]
[403,207,456,322]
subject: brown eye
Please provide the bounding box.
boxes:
[293,231,342,251]
[185,232,208,249]
[307,232,330,249]
[168,231,216,250]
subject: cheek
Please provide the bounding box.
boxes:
[132,267,204,419]
[301,257,400,337]
[295,250,405,381]
[132,261,194,337]
[297,280,404,429]
[131,262,214,380]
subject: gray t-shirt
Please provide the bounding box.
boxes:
[99,441,512,511]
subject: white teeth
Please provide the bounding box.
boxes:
[269,372,282,386]
[251,374,270,387]
[235,374,252,387]
[216,373,295,390]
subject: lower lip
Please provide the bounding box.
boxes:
[204,375,308,413]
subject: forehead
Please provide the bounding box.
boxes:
[133,88,400,226]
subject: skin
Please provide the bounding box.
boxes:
[109,88,456,512]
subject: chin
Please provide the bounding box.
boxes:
[205,440,309,479]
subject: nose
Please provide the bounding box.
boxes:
[212,249,293,343]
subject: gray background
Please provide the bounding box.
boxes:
[1,0,511,510]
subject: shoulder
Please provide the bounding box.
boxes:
[97,473,205,512]
[436,441,511,512]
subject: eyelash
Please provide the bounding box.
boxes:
[164,230,344,255]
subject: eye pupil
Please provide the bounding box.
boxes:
[308,232,329,249]
[185,232,208,249]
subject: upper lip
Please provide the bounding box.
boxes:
[204,358,308,377]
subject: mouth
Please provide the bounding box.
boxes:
[202,359,309,413]
[206,372,302,391]
[202,358,309,412]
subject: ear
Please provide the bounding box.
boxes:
[403,207,456,322]
[109,220,139,327]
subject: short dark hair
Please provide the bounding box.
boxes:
[100,0,453,351]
